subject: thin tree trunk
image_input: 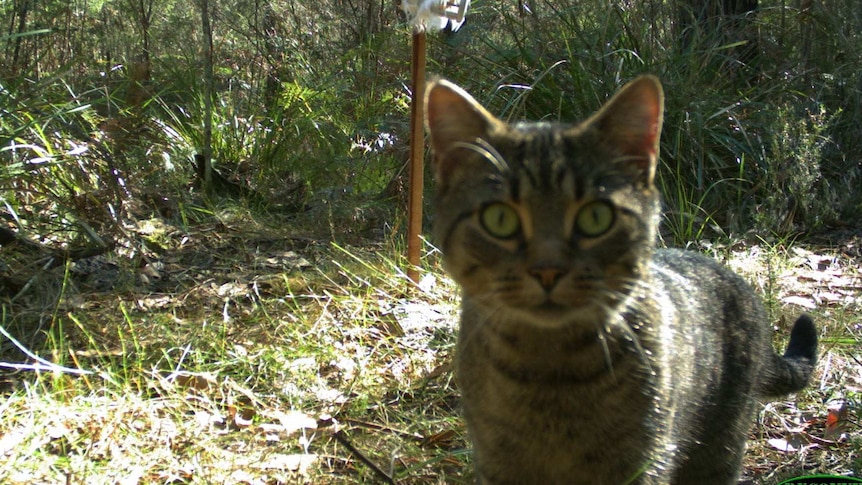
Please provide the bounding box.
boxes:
[262,0,280,107]
[140,0,150,67]
[676,0,759,74]
[11,0,31,74]
[199,0,215,189]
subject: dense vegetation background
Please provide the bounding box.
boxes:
[1,1,860,483]
[3,0,861,250]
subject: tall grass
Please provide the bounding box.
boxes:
[5,1,860,244]
[432,0,861,242]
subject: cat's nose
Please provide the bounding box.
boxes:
[529,266,564,291]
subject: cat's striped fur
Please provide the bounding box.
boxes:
[425,75,817,484]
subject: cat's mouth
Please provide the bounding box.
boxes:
[534,301,568,312]
[521,299,607,329]
[530,300,584,319]
[530,289,605,315]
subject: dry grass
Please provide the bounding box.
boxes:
[707,234,862,483]
[0,211,859,484]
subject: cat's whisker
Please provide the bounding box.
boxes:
[595,325,617,384]
[609,316,653,376]
[451,139,510,175]
[457,292,507,349]
[609,154,650,165]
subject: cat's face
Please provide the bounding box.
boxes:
[425,76,664,329]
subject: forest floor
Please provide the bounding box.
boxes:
[0,205,860,484]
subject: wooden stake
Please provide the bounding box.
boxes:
[407,30,426,284]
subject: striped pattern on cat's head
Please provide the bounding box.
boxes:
[425,76,664,329]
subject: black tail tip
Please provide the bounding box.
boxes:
[785,314,818,363]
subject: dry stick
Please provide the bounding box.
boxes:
[406,30,427,285]
[342,417,425,441]
[0,321,92,375]
[333,429,397,484]
[11,257,54,302]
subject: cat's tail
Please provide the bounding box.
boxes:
[756,314,818,397]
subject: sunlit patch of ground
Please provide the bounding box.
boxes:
[0,217,858,483]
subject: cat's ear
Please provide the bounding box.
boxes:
[590,75,664,186]
[425,79,502,182]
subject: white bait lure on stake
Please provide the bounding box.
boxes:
[400,0,470,32]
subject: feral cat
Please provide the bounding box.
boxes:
[424,75,818,485]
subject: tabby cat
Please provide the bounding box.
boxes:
[424,75,818,485]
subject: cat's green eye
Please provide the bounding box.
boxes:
[480,203,521,239]
[575,201,615,237]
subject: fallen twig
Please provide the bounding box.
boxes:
[0,321,92,375]
[342,418,425,441]
[333,429,396,484]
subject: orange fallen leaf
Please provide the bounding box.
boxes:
[825,401,849,440]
